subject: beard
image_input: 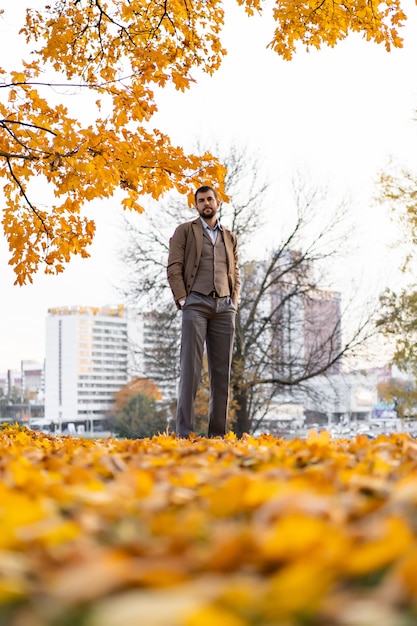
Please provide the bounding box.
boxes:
[200,207,216,218]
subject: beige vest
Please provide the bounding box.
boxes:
[192,230,230,296]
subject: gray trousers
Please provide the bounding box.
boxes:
[176,292,236,438]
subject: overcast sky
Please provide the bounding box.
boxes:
[1,2,417,372]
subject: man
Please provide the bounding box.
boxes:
[167,185,240,438]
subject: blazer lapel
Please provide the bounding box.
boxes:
[192,219,203,261]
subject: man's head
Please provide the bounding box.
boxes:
[194,186,220,223]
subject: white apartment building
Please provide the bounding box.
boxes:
[45,305,129,432]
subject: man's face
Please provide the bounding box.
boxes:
[195,190,220,220]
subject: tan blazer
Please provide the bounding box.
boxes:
[167,218,240,309]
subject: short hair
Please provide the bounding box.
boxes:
[194,185,219,204]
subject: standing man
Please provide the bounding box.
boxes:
[167,185,240,438]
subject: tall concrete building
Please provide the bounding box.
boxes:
[45,305,129,432]
[302,289,342,375]
[266,251,342,379]
[271,287,342,378]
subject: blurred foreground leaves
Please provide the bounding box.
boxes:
[2,425,417,624]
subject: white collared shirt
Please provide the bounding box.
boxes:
[200,217,222,245]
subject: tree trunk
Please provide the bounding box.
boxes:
[233,383,250,437]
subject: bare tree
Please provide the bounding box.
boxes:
[230,178,376,435]
[119,144,376,436]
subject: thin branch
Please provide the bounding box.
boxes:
[6,158,50,236]
[1,119,58,136]
[0,151,34,160]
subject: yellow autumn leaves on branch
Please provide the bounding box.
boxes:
[0,0,409,284]
[2,424,417,625]
[266,0,406,59]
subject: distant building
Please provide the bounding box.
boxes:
[21,360,44,402]
[0,370,21,397]
[0,361,44,402]
[125,307,180,403]
[302,288,342,375]
[45,305,129,432]
[254,368,380,436]
[0,361,45,424]
[260,250,342,378]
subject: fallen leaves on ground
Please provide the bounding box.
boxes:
[1,425,417,625]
